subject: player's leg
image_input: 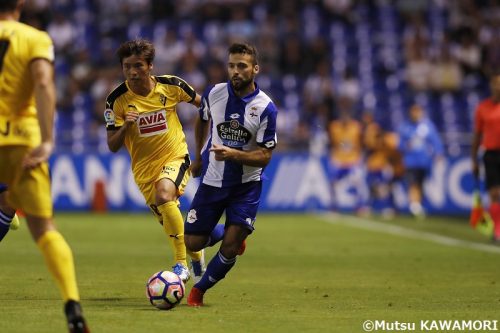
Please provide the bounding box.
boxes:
[26,216,89,332]
[188,182,260,306]
[0,150,20,239]
[407,168,425,219]
[188,225,250,307]
[184,183,227,289]
[184,182,228,252]
[11,155,89,333]
[154,158,204,282]
[483,151,500,242]
[0,186,17,241]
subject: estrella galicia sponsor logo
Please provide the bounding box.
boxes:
[216,120,252,147]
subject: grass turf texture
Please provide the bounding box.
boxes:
[1,213,499,333]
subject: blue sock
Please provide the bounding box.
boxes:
[0,209,14,242]
[195,251,236,292]
[206,224,225,247]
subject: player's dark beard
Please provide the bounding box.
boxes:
[231,76,253,93]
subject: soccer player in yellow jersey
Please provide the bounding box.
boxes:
[105,39,204,283]
[0,1,89,332]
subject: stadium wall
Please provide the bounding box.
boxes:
[50,153,478,215]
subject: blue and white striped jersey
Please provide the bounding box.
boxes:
[198,82,278,187]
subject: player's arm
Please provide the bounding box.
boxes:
[191,115,210,177]
[210,144,273,168]
[471,105,483,179]
[106,111,138,152]
[471,131,482,178]
[22,59,56,169]
[190,93,202,108]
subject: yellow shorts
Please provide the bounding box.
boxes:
[136,155,191,221]
[0,146,53,218]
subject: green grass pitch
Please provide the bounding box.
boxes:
[1,212,499,332]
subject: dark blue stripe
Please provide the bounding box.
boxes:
[260,102,278,145]
[222,84,246,187]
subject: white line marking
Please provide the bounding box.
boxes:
[318,213,500,255]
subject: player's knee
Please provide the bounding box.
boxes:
[155,195,177,206]
[220,242,240,259]
[184,234,205,252]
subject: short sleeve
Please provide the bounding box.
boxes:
[256,102,278,149]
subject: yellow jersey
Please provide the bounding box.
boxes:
[105,75,196,184]
[328,119,362,166]
[0,20,54,147]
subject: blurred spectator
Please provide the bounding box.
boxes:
[328,98,365,212]
[338,67,360,103]
[397,104,444,219]
[405,47,432,92]
[13,0,496,155]
[429,42,463,92]
[482,32,500,78]
[452,28,482,78]
[154,28,186,74]
[47,11,75,53]
[278,36,305,76]
[361,112,396,218]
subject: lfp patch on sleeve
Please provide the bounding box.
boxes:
[104,109,116,126]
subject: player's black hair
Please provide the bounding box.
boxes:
[116,38,155,65]
[228,42,259,65]
[0,0,20,12]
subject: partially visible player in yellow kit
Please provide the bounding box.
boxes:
[0,1,89,332]
[105,39,204,283]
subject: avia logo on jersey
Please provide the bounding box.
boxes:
[216,120,252,147]
[137,109,168,137]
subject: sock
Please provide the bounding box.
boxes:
[489,202,500,238]
[188,249,203,262]
[0,209,14,242]
[37,230,80,301]
[195,251,236,292]
[158,201,188,266]
[157,202,203,263]
[205,224,225,247]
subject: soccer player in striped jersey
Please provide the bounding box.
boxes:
[184,43,278,306]
[0,1,89,332]
[105,39,204,283]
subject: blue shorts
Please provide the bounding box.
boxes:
[184,181,262,235]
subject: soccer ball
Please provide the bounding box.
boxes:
[146,270,185,310]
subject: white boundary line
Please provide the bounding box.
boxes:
[318,212,500,255]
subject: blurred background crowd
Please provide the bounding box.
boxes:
[19,0,500,156]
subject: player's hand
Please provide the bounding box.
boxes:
[190,159,202,178]
[22,141,54,170]
[125,111,139,126]
[210,144,233,161]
